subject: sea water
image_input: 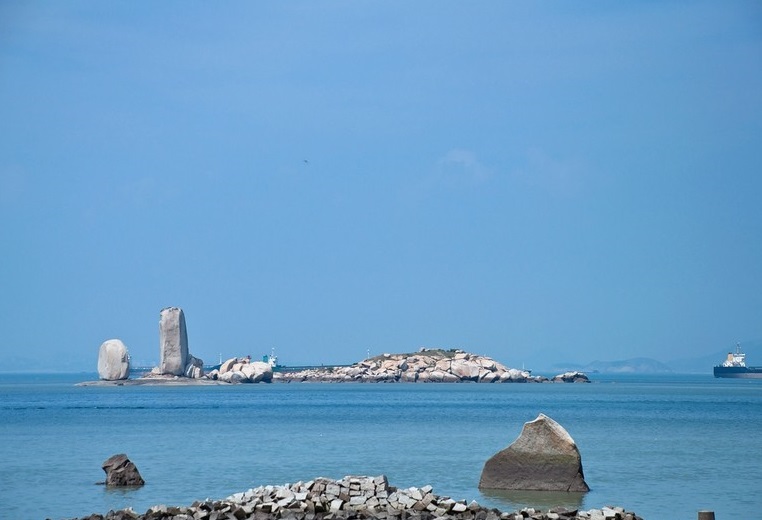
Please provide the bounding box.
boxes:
[1,373,760,520]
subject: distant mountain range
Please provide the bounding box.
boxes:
[547,341,762,375]
[548,357,673,374]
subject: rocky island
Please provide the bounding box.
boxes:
[86,307,589,386]
[84,307,218,386]
[272,349,590,384]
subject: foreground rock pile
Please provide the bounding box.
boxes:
[275,349,589,384]
[70,475,641,520]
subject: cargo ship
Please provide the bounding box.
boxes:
[713,344,762,378]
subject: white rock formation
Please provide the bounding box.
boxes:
[220,358,238,374]
[97,339,131,380]
[208,357,273,383]
[159,307,188,376]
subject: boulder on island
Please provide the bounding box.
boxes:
[97,339,130,381]
[479,413,590,492]
[101,454,144,486]
[209,357,273,383]
[159,307,189,376]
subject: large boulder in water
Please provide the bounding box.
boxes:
[97,339,130,381]
[159,307,189,376]
[479,413,590,492]
[101,454,145,486]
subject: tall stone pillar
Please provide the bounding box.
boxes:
[159,307,188,376]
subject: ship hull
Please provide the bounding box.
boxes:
[713,366,762,379]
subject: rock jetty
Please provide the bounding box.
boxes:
[275,349,590,384]
[69,475,641,520]
[480,414,589,492]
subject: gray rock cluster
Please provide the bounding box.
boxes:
[551,372,590,383]
[97,339,131,381]
[71,475,641,520]
[480,414,589,493]
[206,357,274,383]
[275,349,589,384]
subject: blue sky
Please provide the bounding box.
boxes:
[1,1,761,372]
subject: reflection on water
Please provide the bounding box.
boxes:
[102,486,145,498]
[478,489,586,512]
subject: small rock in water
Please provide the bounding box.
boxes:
[100,454,145,487]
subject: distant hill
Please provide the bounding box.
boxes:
[666,352,724,374]
[552,357,672,374]
[550,357,672,374]
[588,357,673,373]
[543,341,762,375]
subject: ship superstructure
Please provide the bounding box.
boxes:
[713,344,762,379]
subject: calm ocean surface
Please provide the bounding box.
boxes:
[1,373,760,520]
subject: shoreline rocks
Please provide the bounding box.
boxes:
[69,475,640,520]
